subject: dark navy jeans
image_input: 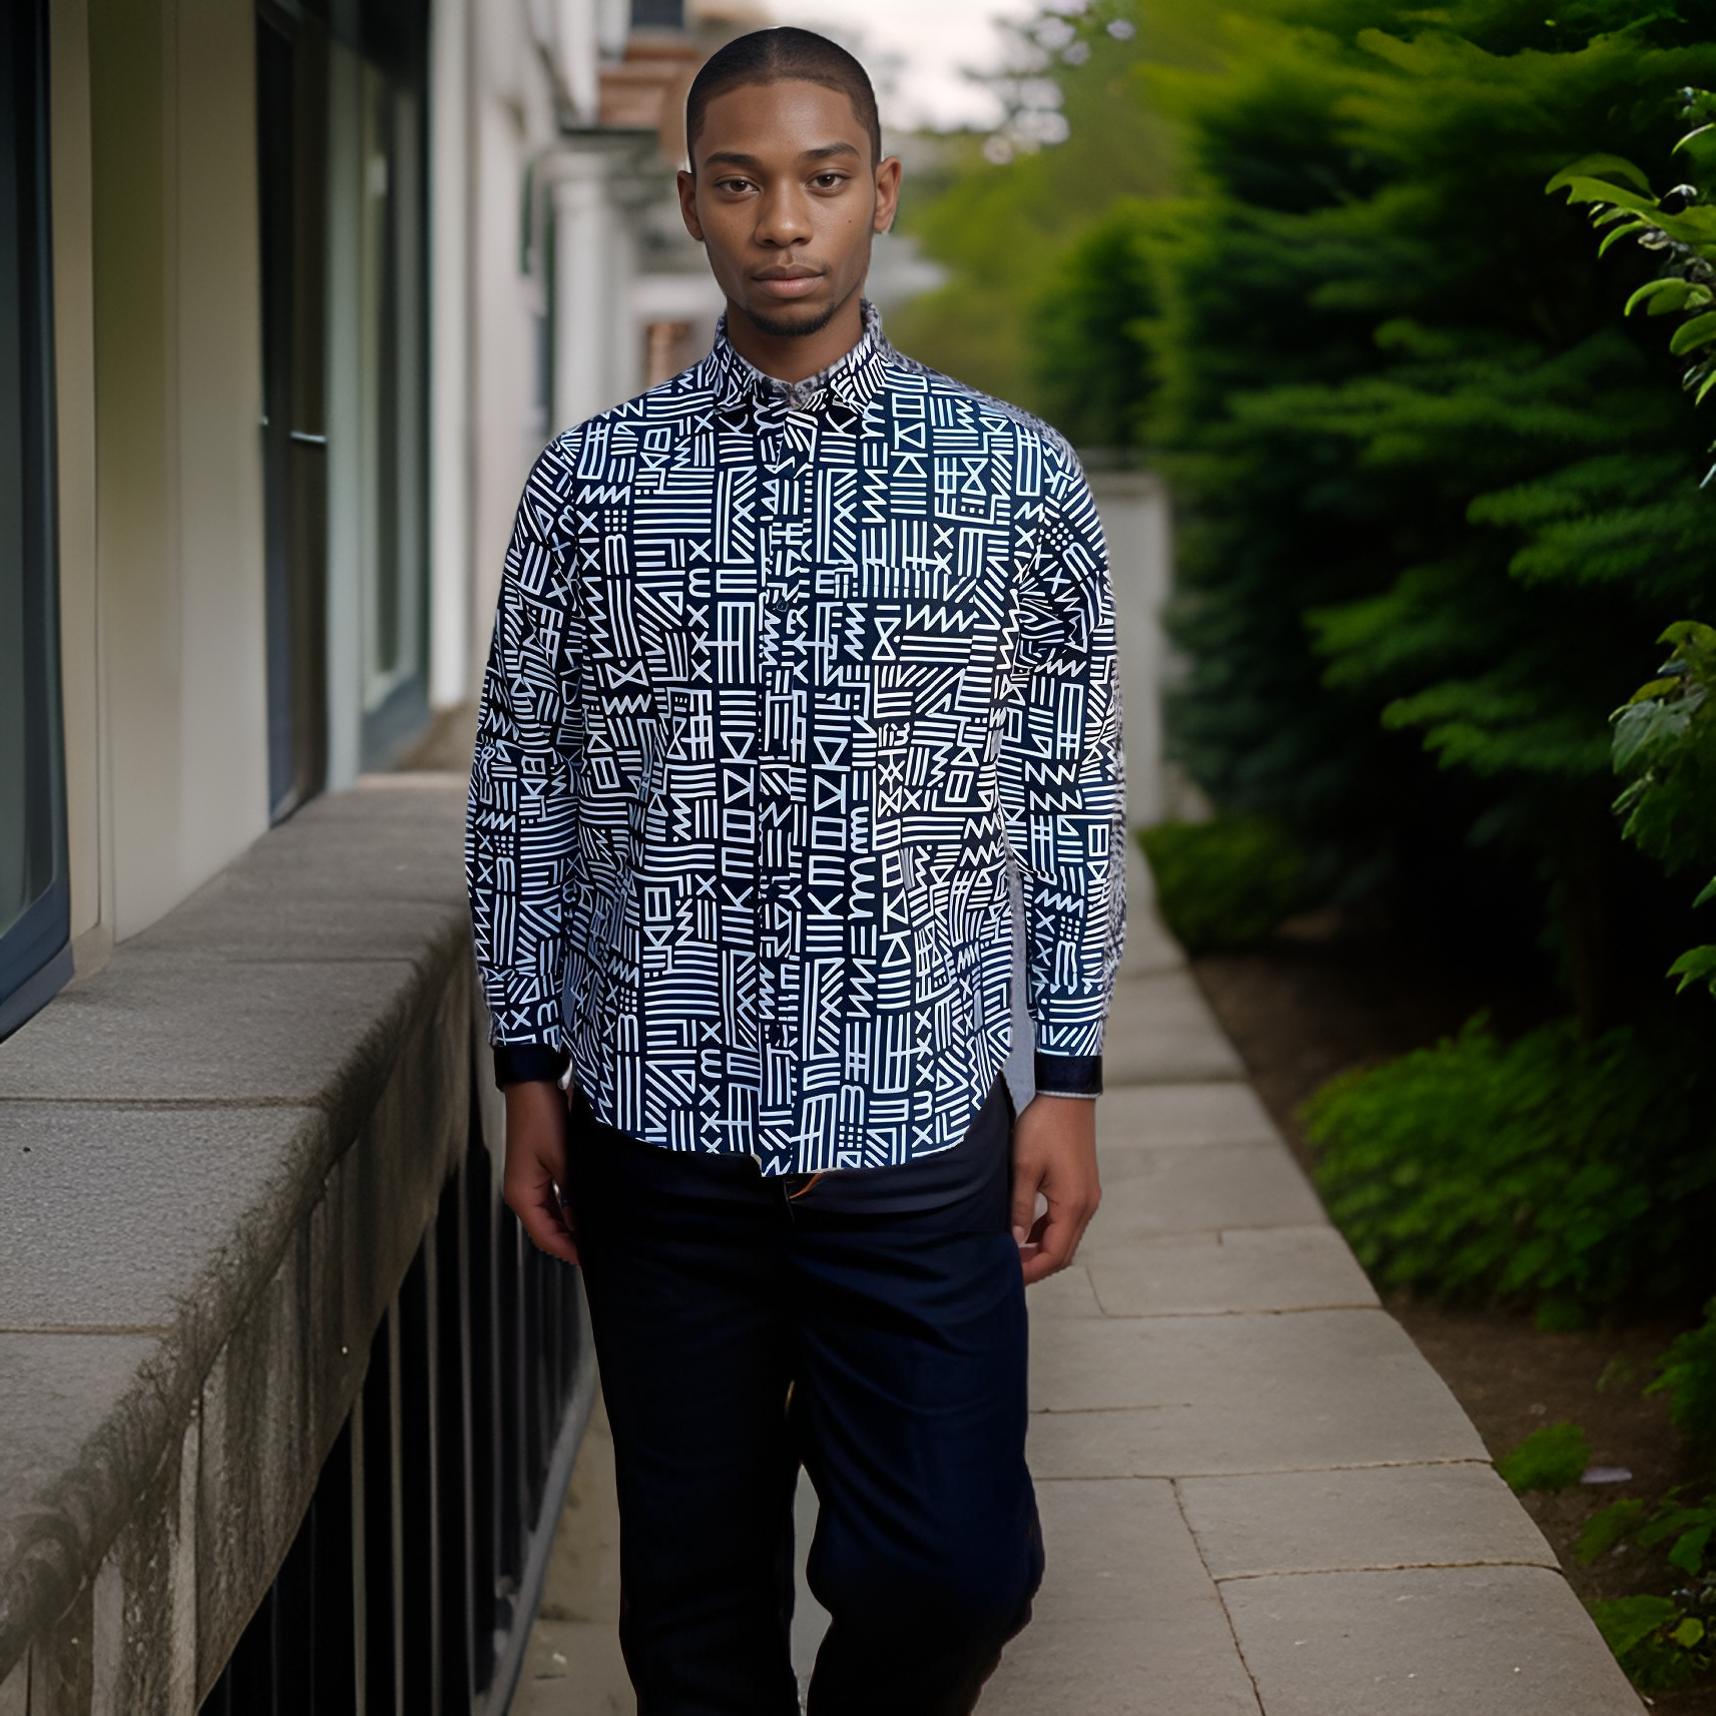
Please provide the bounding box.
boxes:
[560,1070,1045,1715]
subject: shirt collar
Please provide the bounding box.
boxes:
[703,292,891,422]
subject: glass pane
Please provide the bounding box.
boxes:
[358,56,424,723]
[0,74,29,935]
[0,0,63,960]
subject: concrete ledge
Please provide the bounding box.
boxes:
[0,776,476,1701]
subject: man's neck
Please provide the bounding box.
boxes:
[724,292,866,385]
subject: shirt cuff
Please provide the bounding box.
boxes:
[493,1042,572,1089]
[1033,1050,1103,1098]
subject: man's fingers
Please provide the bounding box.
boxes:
[510,1175,581,1266]
[1019,1214,1067,1284]
[1020,1195,1098,1285]
[1010,1156,1044,1246]
[502,1081,581,1267]
[504,1137,581,1267]
[1011,1094,1101,1285]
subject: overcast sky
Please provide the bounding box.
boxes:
[772,0,1050,133]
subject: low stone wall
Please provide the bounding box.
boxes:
[0,776,579,1710]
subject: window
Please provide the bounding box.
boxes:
[353,43,429,767]
[259,0,429,801]
[0,0,70,1042]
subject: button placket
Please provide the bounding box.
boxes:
[753,387,804,1163]
[717,353,864,1174]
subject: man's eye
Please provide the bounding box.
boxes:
[813,174,846,188]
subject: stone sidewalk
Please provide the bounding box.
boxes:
[514,843,1645,1714]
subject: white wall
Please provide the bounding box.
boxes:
[79,0,270,948]
[449,0,653,705]
[45,0,661,978]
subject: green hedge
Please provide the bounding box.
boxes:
[1299,1007,1716,1326]
[1136,815,1312,951]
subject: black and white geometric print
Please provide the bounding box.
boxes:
[465,293,1126,1176]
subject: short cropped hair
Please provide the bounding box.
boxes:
[685,26,882,173]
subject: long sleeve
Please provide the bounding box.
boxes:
[465,434,581,1090]
[998,429,1128,1098]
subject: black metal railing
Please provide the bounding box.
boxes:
[200,1081,591,1715]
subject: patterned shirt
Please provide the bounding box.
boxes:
[465,293,1126,1177]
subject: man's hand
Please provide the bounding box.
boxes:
[1010,1095,1101,1286]
[502,1080,581,1267]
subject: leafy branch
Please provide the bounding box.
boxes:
[1548,91,1716,1002]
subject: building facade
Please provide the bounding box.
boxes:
[1,0,719,1035]
[0,1,723,1708]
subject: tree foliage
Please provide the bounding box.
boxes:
[1109,2,1716,1022]
[1547,93,1716,1001]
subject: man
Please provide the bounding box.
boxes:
[465,24,1126,1715]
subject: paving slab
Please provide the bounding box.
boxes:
[1114,905,1184,978]
[1086,1142,1328,1234]
[792,1464,831,1686]
[511,1396,637,1714]
[1024,1263,1104,1319]
[1178,1463,1558,1578]
[1085,1226,1379,1316]
[1220,1564,1645,1715]
[985,1618,1263,1713]
[535,1404,623,1628]
[1104,973,1247,1084]
[512,1619,631,1716]
[1115,842,1183,976]
[1023,1477,1236,1626]
[982,1478,1261,1714]
[1094,1080,1282,1150]
[1027,1309,1487,1477]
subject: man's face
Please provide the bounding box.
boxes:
[679,78,900,339]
